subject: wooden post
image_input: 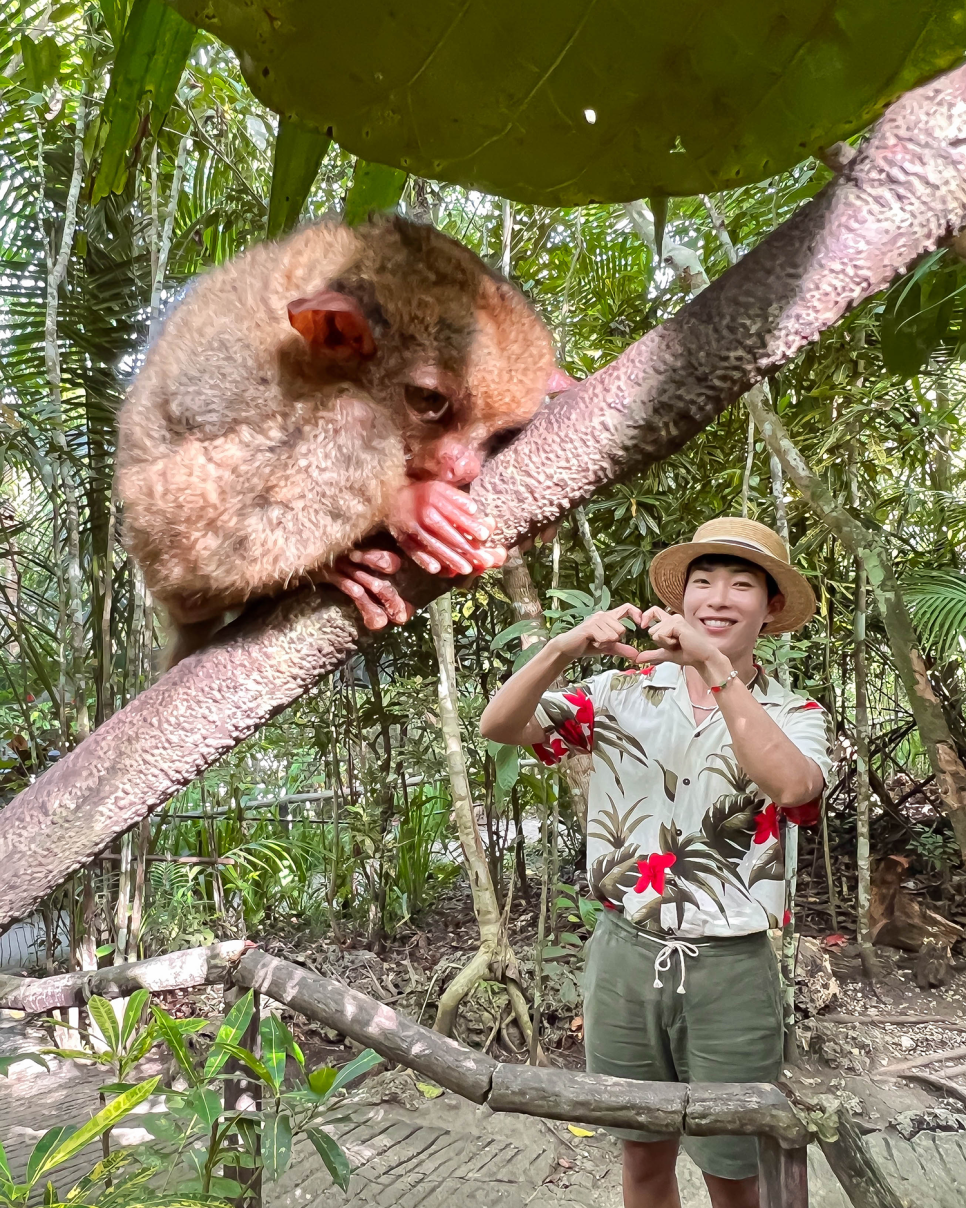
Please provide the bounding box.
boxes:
[759,1137,809,1208]
[223,983,261,1208]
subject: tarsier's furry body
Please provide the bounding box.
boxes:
[117,217,556,655]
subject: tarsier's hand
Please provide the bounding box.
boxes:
[317,549,415,630]
[388,481,506,577]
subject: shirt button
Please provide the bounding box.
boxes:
[682,778,690,786]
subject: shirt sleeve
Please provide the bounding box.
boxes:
[531,674,605,766]
[775,696,834,824]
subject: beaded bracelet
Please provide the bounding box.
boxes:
[709,668,740,694]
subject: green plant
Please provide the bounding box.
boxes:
[0,1079,161,1207]
[139,992,380,1196]
[908,823,960,876]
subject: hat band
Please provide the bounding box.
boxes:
[695,536,787,563]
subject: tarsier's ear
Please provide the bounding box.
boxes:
[287,290,376,360]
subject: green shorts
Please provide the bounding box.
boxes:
[583,908,783,1181]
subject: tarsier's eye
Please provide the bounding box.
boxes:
[404,384,451,423]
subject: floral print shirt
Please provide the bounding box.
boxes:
[534,662,833,938]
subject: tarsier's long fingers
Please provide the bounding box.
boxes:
[428,484,495,543]
[321,559,414,628]
[347,548,403,574]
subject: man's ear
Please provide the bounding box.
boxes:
[288,290,376,361]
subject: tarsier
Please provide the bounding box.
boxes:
[117,216,569,664]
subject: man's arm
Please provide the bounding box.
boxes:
[480,604,645,746]
[640,607,824,808]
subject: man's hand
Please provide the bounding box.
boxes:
[551,604,649,663]
[637,606,732,683]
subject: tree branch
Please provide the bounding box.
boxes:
[2,64,966,927]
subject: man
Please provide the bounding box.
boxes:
[480,517,832,1208]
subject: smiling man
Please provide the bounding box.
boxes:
[480,517,832,1208]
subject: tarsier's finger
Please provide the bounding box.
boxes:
[433,493,495,543]
[396,536,443,576]
[333,560,412,628]
[323,571,390,629]
[337,564,414,626]
[402,528,473,576]
[347,548,402,574]
[418,506,486,561]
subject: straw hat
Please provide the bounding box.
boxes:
[648,517,816,634]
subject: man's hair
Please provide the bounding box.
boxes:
[686,554,781,601]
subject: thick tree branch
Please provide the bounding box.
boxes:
[2,65,966,927]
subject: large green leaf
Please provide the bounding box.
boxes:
[267,119,331,240]
[30,1079,159,1182]
[95,0,196,201]
[305,1128,351,1192]
[204,989,255,1081]
[343,160,408,227]
[165,1,966,203]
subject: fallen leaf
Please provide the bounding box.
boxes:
[416,1081,444,1099]
[558,1158,573,1169]
[570,1016,583,1031]
[568,1125,595,1137]
[823,933,848,948]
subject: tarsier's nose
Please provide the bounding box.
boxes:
[436,448,482,486]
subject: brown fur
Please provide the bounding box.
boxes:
[117,216,555,653]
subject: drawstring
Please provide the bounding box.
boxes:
[652,938,700,994]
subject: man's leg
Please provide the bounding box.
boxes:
[623,1139,681,1208]
[702,1172,760,1208]
[669,931,785,1208]
[583,913,682,1207]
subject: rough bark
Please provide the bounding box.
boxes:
[744,388,966,856]
[3,64,966,926]
[0,940,250,1011]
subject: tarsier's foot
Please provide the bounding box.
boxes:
[389,480,507,576]
[318,548,415,630]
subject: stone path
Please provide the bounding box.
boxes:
[4,1010,966,1206]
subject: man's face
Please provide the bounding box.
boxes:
[681,561,783,660]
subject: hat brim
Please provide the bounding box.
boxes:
[648,540,816,634]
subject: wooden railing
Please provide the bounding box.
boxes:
[0,943,902,1208]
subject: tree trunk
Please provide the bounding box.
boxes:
[3,64,966,925]
[853,563,880,979]
[428,596,531,1044]
[744,387,966,858]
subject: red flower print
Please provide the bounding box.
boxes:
[533,737,568,767]
[754,803,780,845]
[782,909,792,927]
[564,689,594,731]
[633,852,677,895]
[603,900,619,911]
[557,718,591,752]
[802,700,822,711]
[782,798,821,827]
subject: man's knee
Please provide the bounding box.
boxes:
[623,1138,679,1186]
[703,1171,760,1208]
